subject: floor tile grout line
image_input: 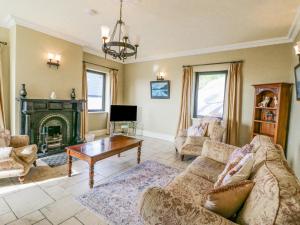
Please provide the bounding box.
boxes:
[35,209,54,225]
[2,197,18,221]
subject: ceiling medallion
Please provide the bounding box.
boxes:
[101,0,140,61]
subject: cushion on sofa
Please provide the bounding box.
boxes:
[222,153,254,186]
[187,123,208,137]
[0,147,13,161]
[210,125,225,142]
[204,180,254,218]
[187,156,225,182]
[0,129,11,147]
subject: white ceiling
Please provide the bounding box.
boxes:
[0,0,300,62]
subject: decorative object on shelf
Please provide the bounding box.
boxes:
[150,80,170,99]
[273,96,278,107]
[252,83,292,152]
[294,41,300,62]
[258,96,270,107]
[295,63,300,100]
[157,72,166,81]
[19,84,27,98]
[47,53,61,69]
[50,91,56,100]
[100,0,140,61]
[70,88,76,100]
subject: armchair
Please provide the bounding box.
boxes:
[0,132,38,183]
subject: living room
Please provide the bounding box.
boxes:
[0,1,300,225]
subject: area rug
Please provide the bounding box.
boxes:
[41,152,78,167]
[77,160,179,225]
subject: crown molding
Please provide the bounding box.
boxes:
[288,6,300,41]
[126,36,291,64]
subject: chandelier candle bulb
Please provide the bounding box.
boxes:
[101,26,110,39]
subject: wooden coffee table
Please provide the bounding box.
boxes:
[65,135,143,188]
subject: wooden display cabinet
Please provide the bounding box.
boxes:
[252,83,292,151]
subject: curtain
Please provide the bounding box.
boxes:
[81,63,88,139]
[176,66,193,135]
[106,69,118,134]
[0,45,5,129]
[226,62,242,145]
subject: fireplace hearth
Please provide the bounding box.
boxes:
[19,98,85,157]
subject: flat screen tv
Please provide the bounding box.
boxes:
[110,105,137,122]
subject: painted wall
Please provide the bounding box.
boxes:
[83,52,124,132]
[124,44,294,145]
[0,27,10,129]
[287,31,300,178]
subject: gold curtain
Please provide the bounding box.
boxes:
[226,62,242,145]
[81,63,88,139]
[0,46,5,129]
[106,69,118,134]
[176,66,193,135]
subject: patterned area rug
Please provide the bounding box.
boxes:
[77,160,179,225]
[41,153,78,167]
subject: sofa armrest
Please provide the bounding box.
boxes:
[139,187,238,225]
[177,129,187,137]
[10,135,30,148]
[0,151,25,170]
[184,136,210,146]
[201,140,237,164]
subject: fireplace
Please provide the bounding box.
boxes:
[19,98,84,157]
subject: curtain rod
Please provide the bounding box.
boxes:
[0,41,7,45]
[182,60,243,68]
[83,61,119,71]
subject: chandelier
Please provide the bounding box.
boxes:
[101,0,139,61]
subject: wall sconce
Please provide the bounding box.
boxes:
[294,42,300,62]
[47,53,61,69]
[157,72,166,80]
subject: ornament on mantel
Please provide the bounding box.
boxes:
[19,84,27,98]
[50,91,56,100]
[70,88,76,100]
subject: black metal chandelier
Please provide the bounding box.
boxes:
[101,0,139,61]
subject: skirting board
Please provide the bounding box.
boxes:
[137,129,175,142]
[88,129,107,137]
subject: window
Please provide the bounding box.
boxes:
[87,70,106,112]
[193,71,227,118]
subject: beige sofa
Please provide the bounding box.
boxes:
[0,134,38,183]
[175,118,225,160]
[139,135,300,225]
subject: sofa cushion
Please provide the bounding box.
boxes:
[187,123,208,137]
[188,156,225,183]
[166,170,214,206]
[0,147,13,161]
[14,145,38,163]
[0,129,11,147]
[204,180,254,218]
[210,125,225,142]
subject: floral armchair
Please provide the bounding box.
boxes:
[0,130,38,183]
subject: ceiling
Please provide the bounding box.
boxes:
[0,0,300,62]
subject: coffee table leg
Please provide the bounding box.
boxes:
[137,145,141,164]
[89,163,94,189]
[68,155,72,177]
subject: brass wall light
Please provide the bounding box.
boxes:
[294,42,300,62]
[157,72,166,80]
[47,53,61,69]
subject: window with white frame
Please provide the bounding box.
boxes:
[87,70,106,112]
[193,71,227,118]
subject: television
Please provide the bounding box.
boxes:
[110,105,137,122]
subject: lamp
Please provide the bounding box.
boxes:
[47,53,61,69]
[294,42,300,61]
[157,72,166,80]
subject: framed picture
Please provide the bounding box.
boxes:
[295,64,300,100]
[150,80,170,99]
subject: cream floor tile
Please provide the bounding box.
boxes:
[33,219,52,225]
[4,186,54,218]
[42,185,71,201]
[0,197,11,215]
[7,211,44,225]
[59,217,82,225]
[40,196,84,225]
[0,212,17,224]
[75,209,108,225]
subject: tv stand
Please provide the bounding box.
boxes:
[110,121,137,136]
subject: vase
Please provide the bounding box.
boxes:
[19,84,27,98]
[71,88,76,100]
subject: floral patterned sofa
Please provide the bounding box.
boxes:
[175,117,226,161]
[139,135,300,225]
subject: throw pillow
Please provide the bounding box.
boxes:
[210,125,225,142]
[187,123,208,137]
[222,153,255,186]
[214,144,254,188]
[204,180,254,218]
[0,147,13,161]
[0,129,11,147]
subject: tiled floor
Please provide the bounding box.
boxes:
[0,136,193,225]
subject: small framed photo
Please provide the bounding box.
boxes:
[295,64,300,100]
[150,80,170,99]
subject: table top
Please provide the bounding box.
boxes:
[65,135,143,158]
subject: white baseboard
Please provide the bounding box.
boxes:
[137,129,175,142]
[88,129,107,137]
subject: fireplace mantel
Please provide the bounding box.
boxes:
[18,98,85,156]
